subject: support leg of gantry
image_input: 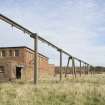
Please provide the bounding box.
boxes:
[74,59,76,78]
[90,66,92,75]
[86,64,88,75]
[88,65,90,75]
[72,57,74,78]
[85,64,87,75]
[82,63,84,75]
[72,58,76,78]
[85,63,87,75]
[59,49,63,81]
[80,60,82,77]
[65,56,71,78]
[87,64,89,75]
[84,63,86,75]
[30,33,38,85]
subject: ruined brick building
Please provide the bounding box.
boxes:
[0,46,55,81]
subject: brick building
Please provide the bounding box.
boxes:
[0,46,54,81]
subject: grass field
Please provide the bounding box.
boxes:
[0,74,105,105]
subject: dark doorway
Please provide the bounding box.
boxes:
[16,67,21,79]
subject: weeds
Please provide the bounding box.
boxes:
[0,74,105,105]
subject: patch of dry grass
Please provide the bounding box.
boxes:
[0,74,105,105]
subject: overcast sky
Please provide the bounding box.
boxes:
[0,0,105,66]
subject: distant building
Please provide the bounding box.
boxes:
[0,46,54,81]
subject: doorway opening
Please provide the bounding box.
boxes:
[16,67,21,79]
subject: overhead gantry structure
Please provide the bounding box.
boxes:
[0,14,93,84]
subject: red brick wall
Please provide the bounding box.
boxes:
[0,48,25,64]
[0,47,54,80]
[24,48,49,76]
